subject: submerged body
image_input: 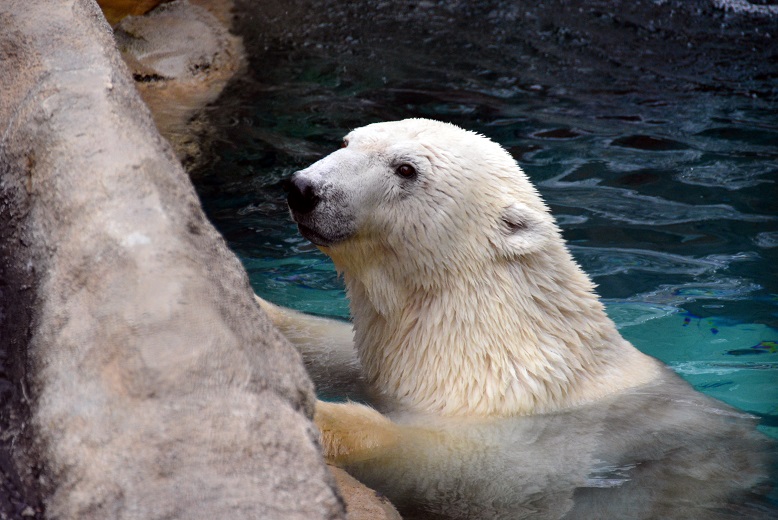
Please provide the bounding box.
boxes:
[347,374,769,520]
[258,119,775,518]
[261,299,774,519]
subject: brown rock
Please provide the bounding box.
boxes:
[96,0,168,25]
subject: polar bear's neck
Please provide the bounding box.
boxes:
[337,241,659,417]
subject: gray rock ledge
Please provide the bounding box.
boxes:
[0,0,346,518]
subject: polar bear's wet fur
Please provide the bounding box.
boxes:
[260,119,773,519]
[285,118,659,416]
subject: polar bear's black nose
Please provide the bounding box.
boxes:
[284,174,321,214]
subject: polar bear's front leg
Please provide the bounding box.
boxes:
[315,400,401,466]
[255,295,368,398]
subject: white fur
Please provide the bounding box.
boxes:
[299,119,660,416]
[262,119,771,519]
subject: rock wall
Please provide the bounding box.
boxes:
[0,1,345,518]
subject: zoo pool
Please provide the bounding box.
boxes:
[192,0,778,441]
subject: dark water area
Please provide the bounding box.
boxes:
[192,0,778,436]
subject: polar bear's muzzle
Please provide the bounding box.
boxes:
[285,165,357,248]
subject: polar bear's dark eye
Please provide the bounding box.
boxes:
[396,164,417,178]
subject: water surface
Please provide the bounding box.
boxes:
[194,0,778,438]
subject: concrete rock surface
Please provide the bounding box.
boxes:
[0,0,345,519]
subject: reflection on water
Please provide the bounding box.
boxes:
[198,0,778,466]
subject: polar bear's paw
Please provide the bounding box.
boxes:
[315,400,400,466]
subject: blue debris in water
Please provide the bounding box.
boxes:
[754,340,778,353]
[680,311,720,335]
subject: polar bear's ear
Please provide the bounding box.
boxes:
[496,202,556,257]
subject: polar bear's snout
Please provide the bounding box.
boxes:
[285,171,333,247]
[285,175,321,215]
[284,157,360,248]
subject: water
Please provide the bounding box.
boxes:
[193,0,778,441]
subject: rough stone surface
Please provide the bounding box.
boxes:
[0,1,345,519]
[329,467,401,520]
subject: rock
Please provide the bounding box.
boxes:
[329,467,402,520]
[114,0,245,169]
[96,0,168,25]
[0,0,345,519]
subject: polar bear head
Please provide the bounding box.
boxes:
[287,119,559,286]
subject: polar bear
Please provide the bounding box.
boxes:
[257,119,774,519]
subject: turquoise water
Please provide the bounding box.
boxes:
[194,2,778,438]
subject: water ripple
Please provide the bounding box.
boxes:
[569,247,756,278]
[625,278,763,306]
[672,361,778,377]
[542,180,773,226]
[676,161,776,190]
[754,232,778,249]
[605,302,678,329]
